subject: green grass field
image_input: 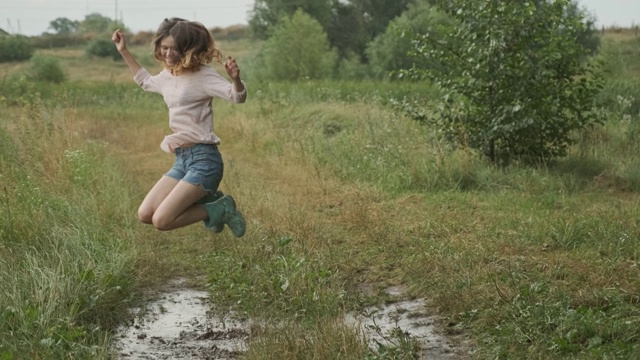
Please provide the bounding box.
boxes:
[1,31,640,359]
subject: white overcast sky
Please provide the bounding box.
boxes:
[1,0,638,36]
[1,0,255,35]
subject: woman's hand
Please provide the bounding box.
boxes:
[111,29,141,75]
[111,29,127,53]
[224,56,241,81]
[224,55,244,93]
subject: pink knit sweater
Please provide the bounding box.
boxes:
[134,66,247,153]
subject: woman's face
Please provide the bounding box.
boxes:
[160,35,181,66]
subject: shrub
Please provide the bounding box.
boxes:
[255,10,338,81]
[366,0,453,80]
[336,52,372,80]
[29,55,66,83]
[0,35,34,62]
[85,38,121,60]
[407,0,604,165]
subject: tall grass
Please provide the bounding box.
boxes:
[0,89,138,359]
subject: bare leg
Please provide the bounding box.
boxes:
[138,175,180,224]
[138,175,210,231]
[152,180,209,230]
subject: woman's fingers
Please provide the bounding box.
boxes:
[225,57,238,71]
[112,29,123,44]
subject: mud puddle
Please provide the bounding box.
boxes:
[113,281,467,359]
[346,286,468,359]
[112,279,250,360]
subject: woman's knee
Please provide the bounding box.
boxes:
[151,212,174,231]
[138,206,154,224]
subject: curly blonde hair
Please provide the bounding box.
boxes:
[153,18,223,75]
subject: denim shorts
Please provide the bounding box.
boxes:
[165,144,224,194]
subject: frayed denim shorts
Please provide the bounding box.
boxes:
[165,144,223,194]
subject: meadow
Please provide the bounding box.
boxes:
[1,31,640,359]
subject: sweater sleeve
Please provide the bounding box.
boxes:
[201,67,247,103]
[133,68,162,94]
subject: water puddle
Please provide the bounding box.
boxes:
[112,279,250,359]
[113,282,466,359]
[346,286,464,359]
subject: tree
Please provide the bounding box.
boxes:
[248,0,411,60]
[329,0,413,59]
[566,1,600,55]
[249,0,335,40]
[255,9,338,81]
[327,1,368,59]
[49,17,79,35]
[407,0,604,164]
[77,13,123,34]
[348,0,414,40]
[366,0,451,79]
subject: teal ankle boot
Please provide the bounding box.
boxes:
[203,195,246,237]
[198,190,225,233]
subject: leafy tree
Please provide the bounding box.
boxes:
[49,17,79,35]
[78,13,123,34]
[366,0,451,79]
[566,1,600,55]
[255,9,338,81]
[406,0,604,165]
[332,0,414,60]
[348,0,414,39]
[249,0,335,39]
[327,1,368,59]
[248,0,411,60]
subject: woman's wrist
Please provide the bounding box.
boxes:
[233,78,244,92]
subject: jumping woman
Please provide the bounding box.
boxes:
[111,18,246,237]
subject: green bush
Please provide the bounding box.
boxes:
[29,55,66,83]
[336,52,371,80]
[85,38,121,60]
[255,10,338,81]
[0,36,34,62]
[407,0,604,165]
[366,0,453,80]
